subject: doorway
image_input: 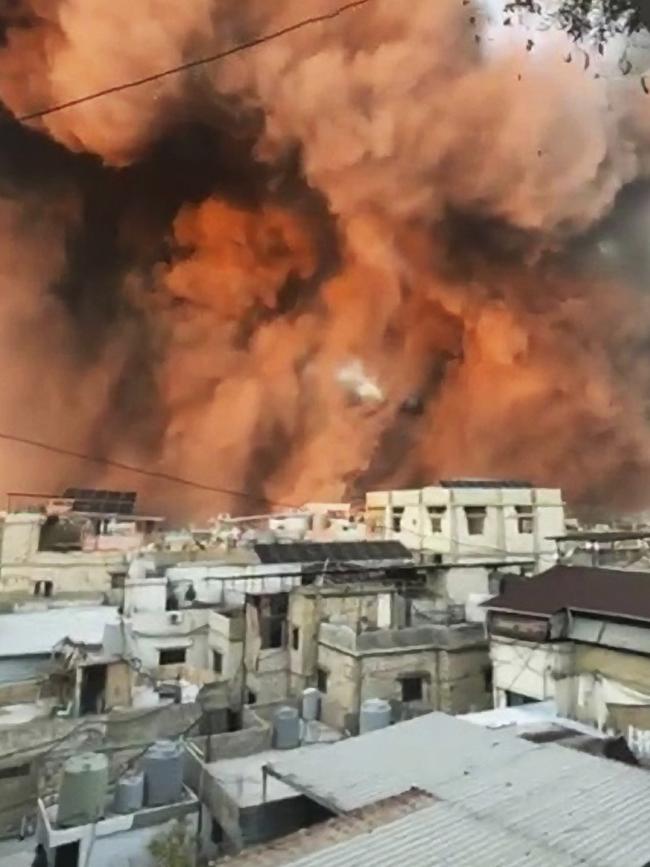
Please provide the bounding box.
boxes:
[80,665,107,715]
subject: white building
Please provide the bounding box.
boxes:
[366,480,564,571]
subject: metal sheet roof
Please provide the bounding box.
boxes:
[273,799,588,867]
[253,541,412,565]
[267,713,650,867]
[484,564,650,622]
[266,713,533,812]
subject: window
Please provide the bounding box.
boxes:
[43,580,53,598]
[292,627,300,650]
[211,819,224,845]
[391,507,404,532]
[515,505,534,534]
[483,665,493,692]
[401,676,423,702]
[158,647,186,665]
[212,651,223,674]
[317,667,328,693]
[426,506,446,534]
[0,763,30,780]
[505,690,536,707]
[246,689,257,705]
[465,507,486,536]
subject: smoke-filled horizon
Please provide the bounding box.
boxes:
[1,0,650,519]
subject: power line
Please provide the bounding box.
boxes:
[0,430,296,508]
[14,0,375,123]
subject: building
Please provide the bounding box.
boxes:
[366,479,564,572]
[552,528,650,568]
[0,488,163,597]
[244,712,650,867]
[484,564,650,757]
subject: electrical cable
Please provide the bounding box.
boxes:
[13,0,375,123]
[0,430,297,508]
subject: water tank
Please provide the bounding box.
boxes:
[113,771,144,814]
[273,706,301,749]
[57,753,109,827]
[301,688,320,722]
[143,740,183,807]
[359,699,392,735]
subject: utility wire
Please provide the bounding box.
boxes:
[0,430,296,508]
[14,0,375,123]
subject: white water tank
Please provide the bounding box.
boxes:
[359,699,392,735]
[301,688,320,722]
[273,706,301,749]
[143,741,183,806]
[57,753,109,827]
[113,771,144,814]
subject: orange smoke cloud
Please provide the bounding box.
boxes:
[1,0,650,517]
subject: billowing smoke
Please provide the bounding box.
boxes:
[1,0,650,517]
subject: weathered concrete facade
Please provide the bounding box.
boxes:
[317,621,491,731]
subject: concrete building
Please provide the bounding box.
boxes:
[0,489,163,597]
[484,564,650,758]
[366,479,564,573]
[317,620,490,730]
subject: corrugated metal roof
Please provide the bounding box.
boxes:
[253,541,412,565]
[484,564,650,622]
[266,713,533,812]
[274,799,585,867]
[266,713,650,867]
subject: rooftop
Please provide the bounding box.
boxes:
[0,606,118,657]
[252,541,412,565]
[484,564,650,623]
[263,712,650,866]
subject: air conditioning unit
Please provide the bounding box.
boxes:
[168,612,182,625]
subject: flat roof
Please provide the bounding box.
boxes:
[265,713,650,866]
[0,606,118,657]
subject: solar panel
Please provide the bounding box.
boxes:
[439,479,533,489]
[63,488,137,515]
[253,540,412,565]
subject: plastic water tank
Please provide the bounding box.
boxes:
[113,771,144,814]
[273,706,301,749]
[359,699,392,735]
[57,753,109,827]
[301,688,321,722]
[143,740,183,807]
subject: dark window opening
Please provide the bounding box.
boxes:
[426,506,446,534]
[43,580,53,598]
[33,581,41,596]
[246,689,257,705]
[317,668,328,693]
[54,840,80,867]
[0,763,30,779]
[211,819,224,845]
[212,651,223,674]
[391,507,405,532]
[159,647,186,666]
[483,665,493,692]
[506,690,536,707]
[515,505,534,534]
[110,573,125,590]
[401,676,423,702]
[292,627,300,650]
[80,664,107,716]
[465,507,487,536]
[255,593,288,650]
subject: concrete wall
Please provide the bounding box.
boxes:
[318,623,490,730]
[366,485,563,568]
[130,609,211,670]
[490,636,573,707]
